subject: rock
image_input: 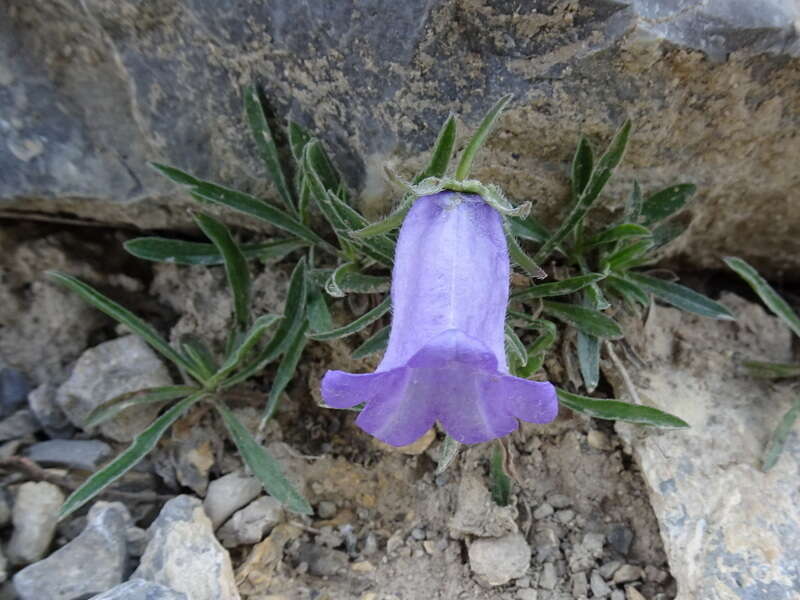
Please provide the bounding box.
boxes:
[217,496,283,547]
[516,591,538,600]
[0,546,6,583]
[555,509,574,524]
[590,570,612,597]
[546,493,572,509]
[27,383,74,438]
[133,495,239,600]
[625,587,646,600]
[0,409,38,442]
[203,471,263,529]
[599,560,623,580]
[568,532,606,573]
[24,439,112,471]
[607,524,634,556]
[13,502,129,600]
[468,533,531,587]
[296,543,349,577]
[7,481,64,565]
[0,366,29,418]
[316,500,337,520]
[532,503,554,520]
[613,565,643,585]
[0,488,10,527]
[587,429,612,451]
[571,571,588,597]
[448,474,517,538]
[126,526,148,558]
[90,580,188,600]
[3,3,800,276]
[610,295,800,599]
[538,562,557,591]
[612,591,626,600]
[56,335,173,442]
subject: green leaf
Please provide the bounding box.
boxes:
[604,274,650,307]
[571,136,593,199]
[352,326,391,359]
[351,195,413,239]
[650,221,687,248]
[336,271,391,295]
[307,296,391,341]
[542,300,623,339]
[244,85,296,215]
[602,239,654,272]
[505,224,545,279]
[304,136,342,194]
[194,213,251,332]
[209,314,281,386]
[307,285,334,334]
[509,214,552,244]
[489,443,511,507]
[584,224,651,249]
[724,257,800,337]
[511,273,606,301]
[504,324,528,367]
[625,180,644,223]
[124,237,306,266]
[556,388,689,428]
[85,385,197,428]
[287,120,313,163]
[325,262,358,298]
[150,162,200,186]
[179,335,218,381]
[60,391,205,519]
[215,401,312,515]
[263,320,309,423]
[742,361,800,380]
[435,434,461,475]
[535,120,632,263]
[415,114,457,182]
[576,291,601,393]
[47,271,201,380]
[641,184,696,226]
[454,95,512,180]
[762,397,800,471]
[627,272,734,320]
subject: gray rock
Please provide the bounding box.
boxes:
[516,590,538,600]
[0,367,28,418]
[532,503,554,520]
[13,502,130,600]
[0,488,10,527]
[133,495,239,600]
[546,494,572,509]
[571,571,588,597]
[611,591,626,600]
[217,496,283,548]
[7,481,64,565]
[448,474,517,538]
[599,560,623,580]
[0,409,38,442]
[27,383,74,438]
[296,543,349,577]
[316,500,337,520]
[468,533,531,587]
[613,565,643,585]
[126,526,148,558]
[555,509,575,524]
[0,546,6,584]
[24,439,112,471]
[610,295,800,599]
[203,471,263,529]
[590,570,612,597]
[56,335,173,442]
[90,580,188,600]
[538,562,557,591]
[607,524,634,556]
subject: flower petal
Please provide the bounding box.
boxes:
[495,376,559,424]
[406,329,497,370]
[321,370,390,409]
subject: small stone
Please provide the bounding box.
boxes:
[587,429,612,450]
[297,543,348,577]
[24,439,112,471]
[599,560,623,579]
[533,524,562,562]
[27,384,74,438]
[316,500,337,519]
[546,493,571,509]
[533,503,554,519]
[351,560,375,572]
[517,590,538,600]
[13,502,130,600]
[0,409,39,442]
[607,524,634,556]
[448,474,518,538]
[0,488,10,527]
[0,367,29,418]
[410,527,426,540]
[7,481,64,565]
[590,570,611,597]
[89,580,188,599]
[555,509,575,524]
[132,495,239,600]
[362,532,378,556]
[126,526,148,557]
[515,576,531,588]
[571,571,588,597]
[625,586,647,600]
[422,540,436,555]
[385,531,404,554]
[203,471,262,528]
[644,565,668,584]
[217,496,283,547]
[538,562,557,590]
[56,335,174,442]
[613,565,643,584]
[468,533,531,586]
[0,546,7,583]
[611,591,626,600]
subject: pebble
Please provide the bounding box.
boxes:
[587,429,612,450]
[27,384,74,438]
[126,526,149,557]
[611,591,626,600]
[533,503,554,519]
[0,488,10,527]
[468,533,531,586]
[533,524,562,562]
[590,570,612,597]
[89,580,188,599]
[13,502,130,600]
[538,562,557,590]
[362,532,378,556]
[217,496,283,547]
[599,560,623,579]
[555,509,575,524]
[613,564,643,584]
[316,500,337,519]
[626,586,647,600]
[607,524,634,555]
[203,471,262,528]
[0,547,6,583]
[24,439,112,471]
[0,409,39,442]
[571,571,588,597]
[133,495,239,600]
[546,493,571,509]
[296,543,348,577]
[517,590,538,600]
[410,527,426,540]
[7,481,64,565]
[644,565,669,583]
[0,367,29,418]
[56,335,174,442]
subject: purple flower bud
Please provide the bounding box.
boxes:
[322,191,558,445]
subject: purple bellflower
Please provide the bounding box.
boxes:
[322,191,558,446]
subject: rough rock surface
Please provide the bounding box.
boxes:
[132,495,240,600]
[468,532,532,586]
[217,496,284,547]
[24,439,112,471]
[203,471,264,529]
[90,580,188,600]
[7,481,64,566]
[609,294,800,600]
[13,502,130,600]
[1,1,800,273]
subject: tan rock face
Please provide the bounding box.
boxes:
[2,1,799,274]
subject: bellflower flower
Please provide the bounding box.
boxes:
[322,191,558,446]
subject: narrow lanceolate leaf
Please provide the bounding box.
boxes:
[336,271,391,295]
[762,397,800,471]
[326,192,395,264]
[505,324,528,367]
[742,361,800,380]
[244,85,296,215]
[124,237,306,266]
[625,180,644,223]
[288,120,313,163]
[583,224,651,249]
[602,239,654,272]
[641,184,696,226]
[571,136,593,199]
[85,386,197,428]
[542,300,624,339]
[215,401,312,515]
[195,214,251,332]
[505,225,546,279]
[511,273,606,301]
[415,114,457,182]
[651,221,687,248]
[46,272,200,379]
[627,272,734,320]
[576,291,601,393]
[535,120,632,263]
[307,296,392,341]
[179,335,218,381]
[150,162,200,186]
[509,215,552,244]
[307,285,334,334]
[556,388,689,428]
[325,262,358,298]
[604,274,650,307]
[304,136,342,194]
[60,392,206,519]
[209,314,281,386]
[352,326,391,359]
[352,195,413,239]
[725,257,800,337]
[489,443,511,507]
[454,95,512,180]
[263,320,309,423]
